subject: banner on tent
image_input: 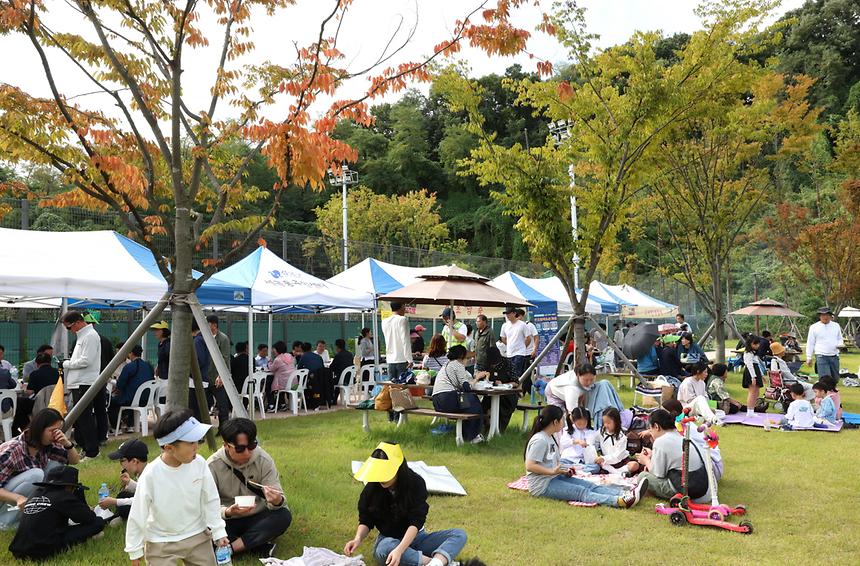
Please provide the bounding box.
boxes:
[532,301,559,377]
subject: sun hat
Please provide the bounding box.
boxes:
[353,442,404,483]
[769,342,786,357]
[82,312,100,324]
[817,306,833,315]
[661,334,680,344]
[156,416,212,446]
[33,465,88,490]
[108,438,149,461]
[150,321,169,330]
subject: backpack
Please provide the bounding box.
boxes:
[625,415,652,454]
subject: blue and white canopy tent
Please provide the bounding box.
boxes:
[196,246,375,386]
[489,272,621,315]
[602,283,678,319]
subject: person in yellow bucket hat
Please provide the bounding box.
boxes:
[344,442,467,566]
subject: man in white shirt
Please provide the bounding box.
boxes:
[381,302,411,380]
[499,305,532,382]
[62,311,102,458]
[314,341,331,365]
[519,309,540,359]
[254,344,270,371]
[805,306,844,380]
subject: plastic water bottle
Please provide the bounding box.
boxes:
[215,545,233,565]
[770,358,778,372]
[98,483,109,502]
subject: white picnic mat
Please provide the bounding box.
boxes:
[350,460,467,496]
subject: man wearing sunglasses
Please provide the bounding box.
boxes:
[207,418,291,559]
[61,311,102,459]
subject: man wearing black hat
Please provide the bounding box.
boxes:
[8,465,105,560]
[98,439,149,521]
[806,307,844,380]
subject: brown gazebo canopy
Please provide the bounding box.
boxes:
[379,265,530,307]
[730,298,803,318]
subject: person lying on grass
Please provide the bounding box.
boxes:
[525,405,646,508]
[345,442,468,566]
[125,408,228,566]
[634,409,712,503]
[97,438,149,522]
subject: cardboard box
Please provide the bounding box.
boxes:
[640,380,675,406]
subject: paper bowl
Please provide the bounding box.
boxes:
[235,495,256,507]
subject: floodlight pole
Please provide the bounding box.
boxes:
[550,120,580,291]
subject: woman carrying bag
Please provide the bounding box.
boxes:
[431,345,488,444]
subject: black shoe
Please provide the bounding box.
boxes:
[256,542,276,558]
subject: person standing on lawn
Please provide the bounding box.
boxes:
[344,442,467,566]
[806,306,844,381]
[473,315,495,372]
[499,305,532,388]
[382,302,412,380]
[208,315,233,429]
[61,311,101,459]
[440,308,468,349]
[207,418,291,559]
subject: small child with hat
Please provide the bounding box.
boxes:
[8,465,105,560]
[125,408,228,565]
[97,438,149,521]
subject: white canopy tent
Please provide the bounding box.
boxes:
[602,283,679,319]
[838,306,860,338]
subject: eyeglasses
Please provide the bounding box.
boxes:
[63,323,74,330]
[228,440,258,453]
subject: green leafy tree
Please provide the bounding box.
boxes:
[438,0,784,364]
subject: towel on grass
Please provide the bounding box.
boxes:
[722,412,843,432]
[350,460,467,496]
[260,547,365,565]
[506,474,637,507]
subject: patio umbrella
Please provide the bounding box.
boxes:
[623,323,660,359]
[379,265,530,307]
[730,298,803,317]
[837,306,860,318]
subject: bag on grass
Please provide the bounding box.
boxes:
[666,441,709,499]
[390,387,417,412]
[374,385,392,411]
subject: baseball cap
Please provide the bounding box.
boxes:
[156,416,212,446]
[414,325,426,332]
[83,312,100,324]
[150,321,169,330]
[502,305,517,314]
[108,438,149,461]
[354,442,404,483]
[440,307,453,319]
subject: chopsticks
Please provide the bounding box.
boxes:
[246,480,284,495]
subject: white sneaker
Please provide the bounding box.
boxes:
[470,434,484,445]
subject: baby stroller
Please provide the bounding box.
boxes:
[763,370,792,413]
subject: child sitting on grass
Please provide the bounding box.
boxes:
[782,383,815,429]
[125,408,229,566]
[97,438,148,522]
[813,382,838,424]
[594,407,641,476]
[819,376,843,420]
[559,407,600,474]
[707,363,743,414]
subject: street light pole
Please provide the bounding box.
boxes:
[341,164,349,275]
[550,120,580,291]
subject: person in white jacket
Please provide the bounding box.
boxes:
[125,408,228,566]
[61,312,101,458]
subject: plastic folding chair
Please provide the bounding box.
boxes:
[114,380,158,437]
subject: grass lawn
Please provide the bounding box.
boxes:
[1,353,858,565]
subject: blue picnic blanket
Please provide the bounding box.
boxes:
[842,412,860,425]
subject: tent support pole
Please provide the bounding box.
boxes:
[248,306,255,420]
[519,317,573,386]
[587,315,642,380]
[188,296,248,419]
[64,293,170,432]
[267,312,273,361]
[140,307,148,360]
[372,301,381,379]
[60,298,69,358]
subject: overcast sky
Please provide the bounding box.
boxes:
[1,0,804,122]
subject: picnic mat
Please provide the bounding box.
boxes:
[350,460,466,496]
[506,474,637,507]
[722,412,843,432]
[260,547,365,565]
[842,412,860,425]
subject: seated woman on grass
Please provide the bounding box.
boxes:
[525,405,646,508]
[344,442,467,566]
[544,363,624,425]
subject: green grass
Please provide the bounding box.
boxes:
[1,353,859,565]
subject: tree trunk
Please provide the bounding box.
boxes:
[167,207,194,409]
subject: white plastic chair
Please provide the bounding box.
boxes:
[154,379,169,418]
[335,366,356,406]
[114,380,158,437]
[275,369,308,415]
[561,352,574,373]
[358,365,376,400]
[0,390,18,441]
[240,371,268,419]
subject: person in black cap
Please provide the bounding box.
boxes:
[8,465,105,560]
[98,439,150,521]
